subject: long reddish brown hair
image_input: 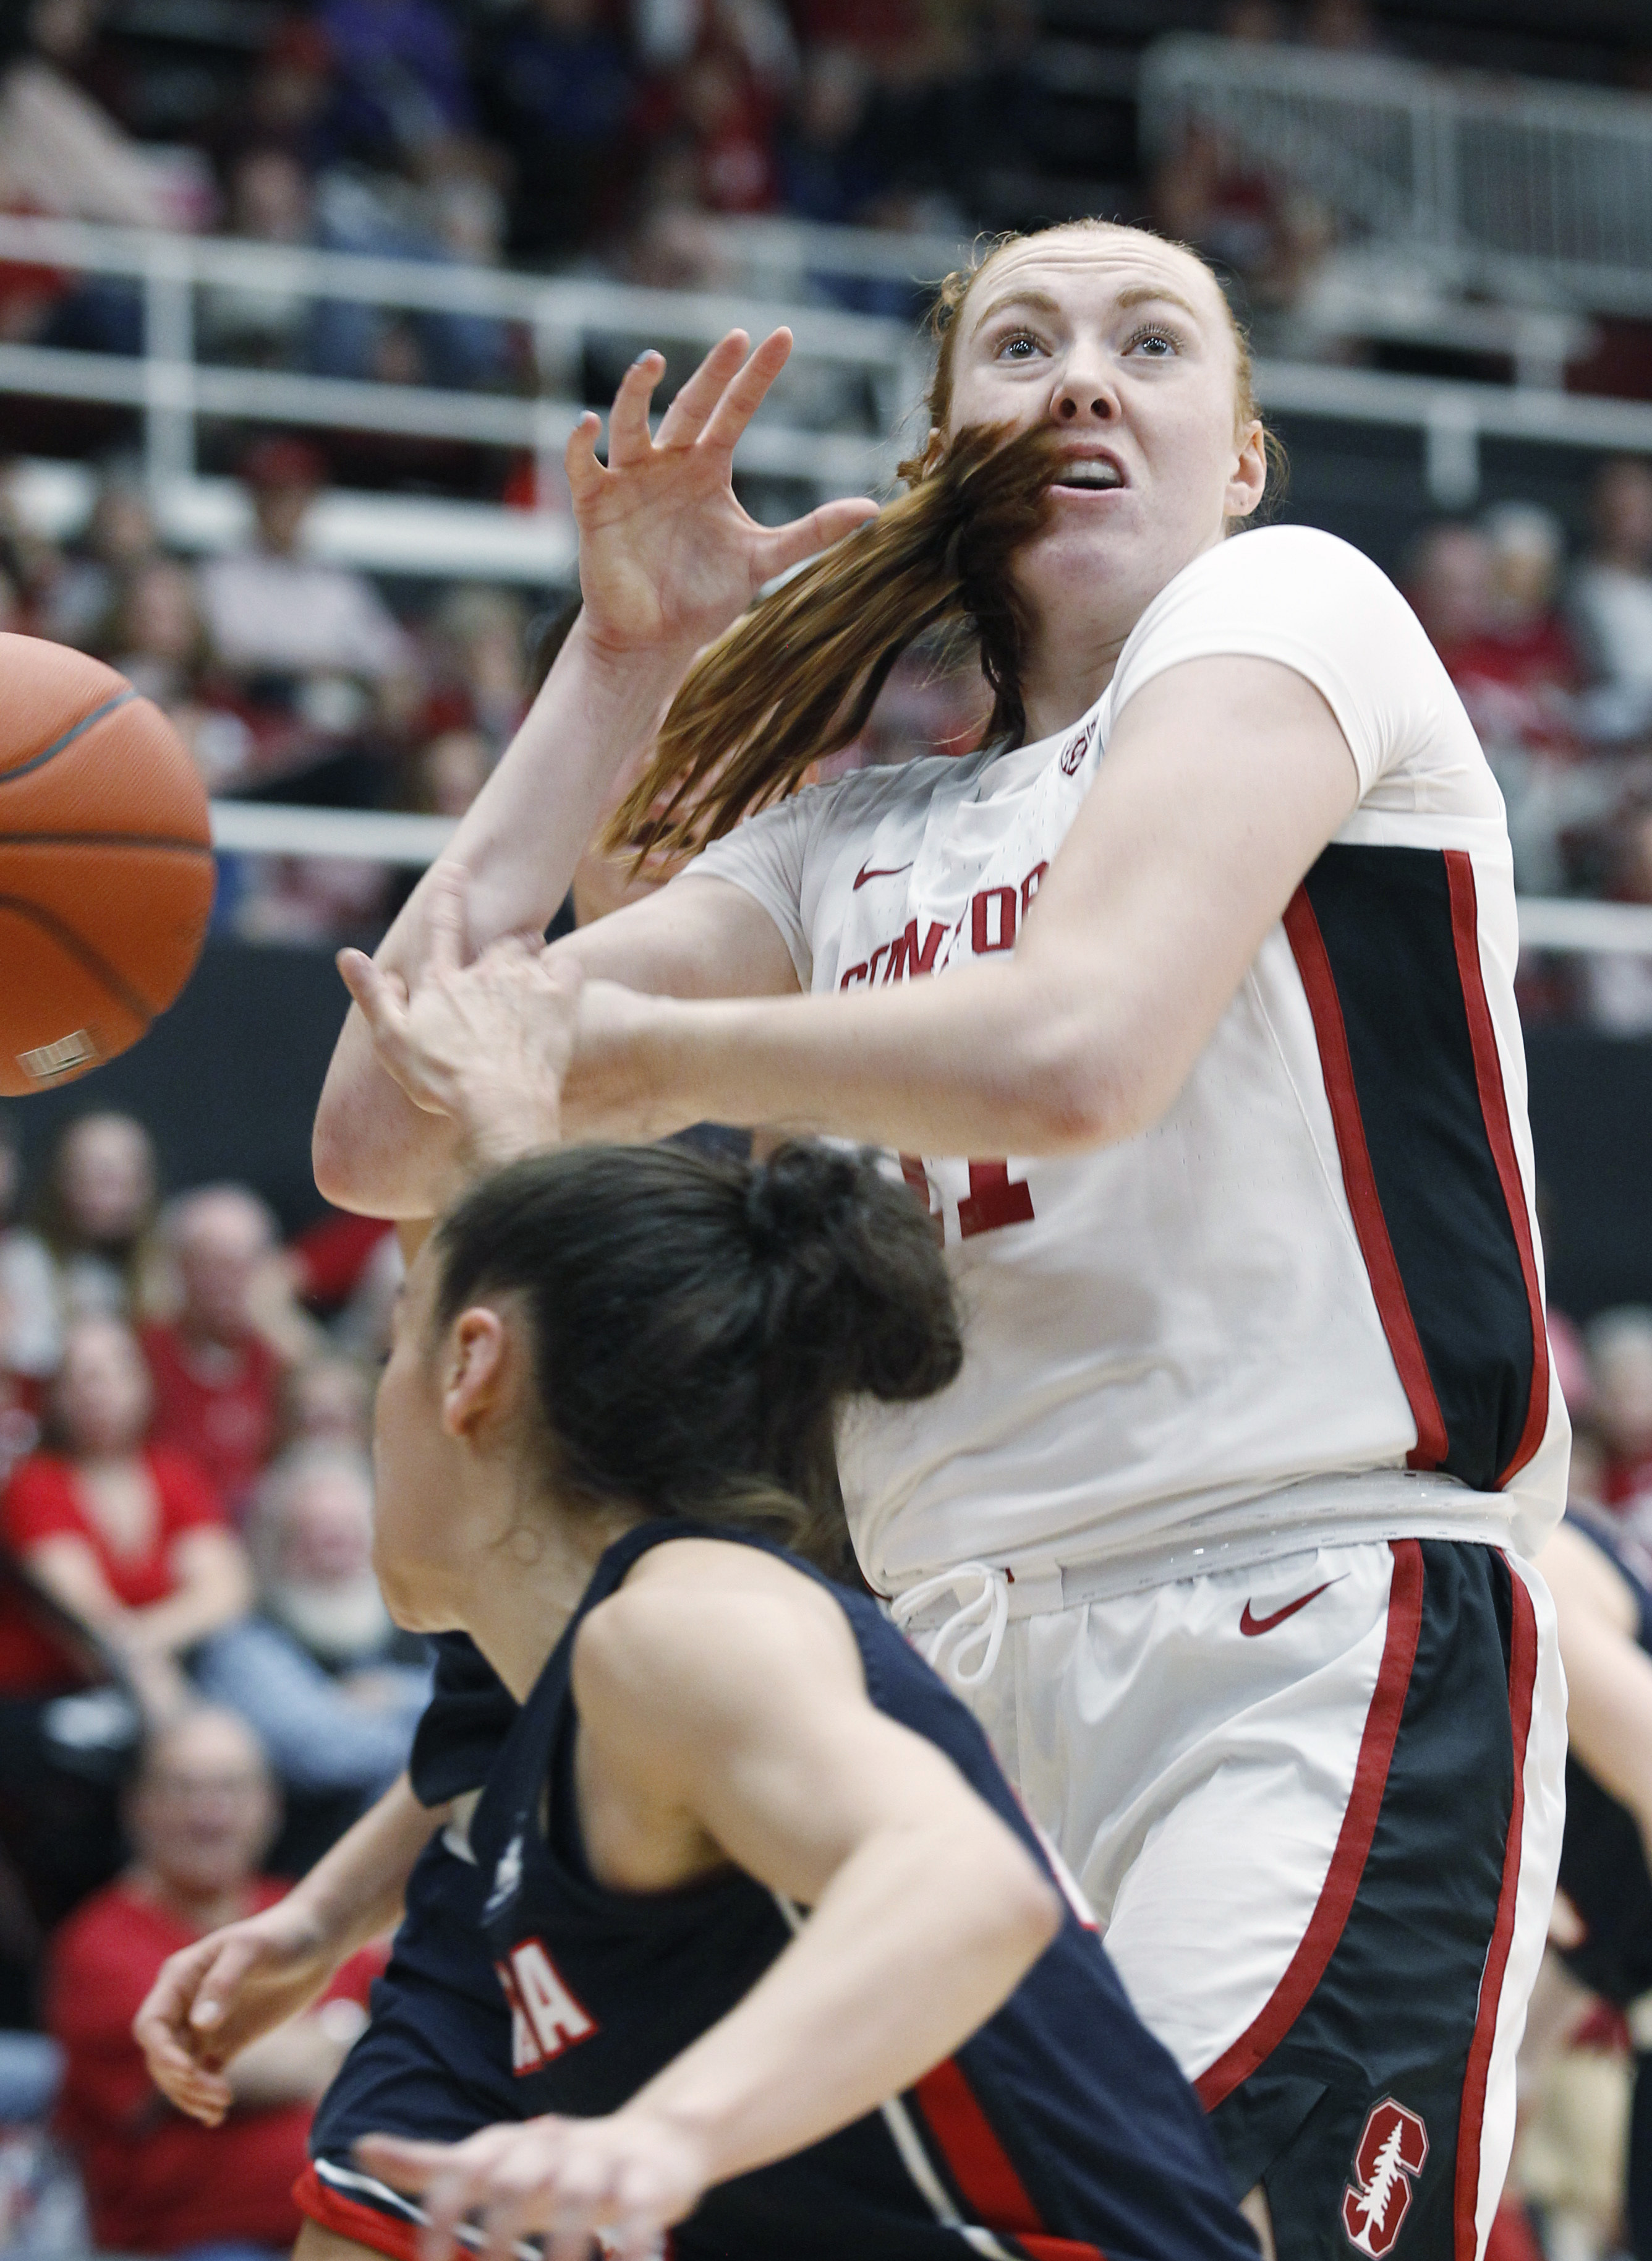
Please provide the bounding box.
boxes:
[607,222,1276,865]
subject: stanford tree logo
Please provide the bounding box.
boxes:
[1342,2098,1429,2255]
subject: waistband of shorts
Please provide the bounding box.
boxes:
[889,1471,1517,1626]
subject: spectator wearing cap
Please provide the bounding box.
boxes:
[197,438,413,696]
[140,1187,313,1523]
[47,1705,381,2261]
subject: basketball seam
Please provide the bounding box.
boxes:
[0,690,138,784]
[0,892,156,1027]
[0,833,213,854]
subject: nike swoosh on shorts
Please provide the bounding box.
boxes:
[1239,1580,1337,1637]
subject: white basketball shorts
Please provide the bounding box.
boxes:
[906,1537,1565,2261]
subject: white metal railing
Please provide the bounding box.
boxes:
[0,212,927,512]
[694,215,971,301]
[11,206,1652,560]
[208,800,1652,958]
[1140,34,1652,318]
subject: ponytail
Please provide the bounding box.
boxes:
[605,420,1067,866]
[432,1141,963,1571]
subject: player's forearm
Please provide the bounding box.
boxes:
[439,617,690,943]
[284,1774,443,1957]
[313,622,691,1215]
[571,960,1151,1159]
[224,2014,350,2106]
[618,1813,1060,2186]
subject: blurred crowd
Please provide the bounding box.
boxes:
[0,0,1034,359]
[0,1102,409,2255]
[1402,457,1652,1027]
[0,434,990,947]
[0,434,556,943]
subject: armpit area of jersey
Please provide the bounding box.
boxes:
[409,1631,517,1806]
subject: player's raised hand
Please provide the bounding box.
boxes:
[357,2108,707,2261]
[568,328,879,660]
[133,1896,338,2126]
[338,862,584,1173]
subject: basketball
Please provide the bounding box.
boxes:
[0,631,214,1099]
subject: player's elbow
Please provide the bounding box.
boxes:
[1011,1016,1146,1155]
[312,1077,404,1218]
[311,1100,362,1214]
[948,1808,1063,1966]
[984,1832,1065,1968]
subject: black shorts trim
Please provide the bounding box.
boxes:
[1204,1541,1538,2261]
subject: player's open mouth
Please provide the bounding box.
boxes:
[1050,455,1126,495]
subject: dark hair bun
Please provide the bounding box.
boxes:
[432,1137,963,1571]
[747,1143,963,1404]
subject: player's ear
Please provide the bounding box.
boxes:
[441,1306,511,1440]
[1225,419,1267,522]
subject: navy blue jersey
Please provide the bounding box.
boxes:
[410,1633,518,1806]
[1559,1513,1652,2008]
[467,1521,1256,2261]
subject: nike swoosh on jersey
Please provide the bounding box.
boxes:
[1239,1580,1337,1637]
[853,860,914,889]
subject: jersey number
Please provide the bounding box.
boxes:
[901,1156,1036,1242]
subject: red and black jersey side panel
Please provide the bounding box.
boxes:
[1285,843,1547,1493]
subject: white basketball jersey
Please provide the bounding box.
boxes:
[688,526,1570,1597]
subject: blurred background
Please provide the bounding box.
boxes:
[1,0,1652,2254]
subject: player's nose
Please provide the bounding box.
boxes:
[1050,353,1120,425]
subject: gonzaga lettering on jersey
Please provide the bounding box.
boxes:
[466,1521,1257,2261]
[686,524,1570,1596]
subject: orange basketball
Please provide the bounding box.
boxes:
[0,633,215,1099]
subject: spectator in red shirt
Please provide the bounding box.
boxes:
[143,1187,312,1522]
[0,1315,251,1714]
[1444,504,1582,761]
[48,1704,380,2261]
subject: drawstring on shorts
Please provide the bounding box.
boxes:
[890,1561,1010,1689]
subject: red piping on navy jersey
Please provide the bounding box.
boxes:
[294,2164,424,2261]
[1195,1539,1424,2111]
[1442,853,1551,1487]
[296,2160,680,2261]
[1452,1556,1538,2261]
[1283,889,1450,1469]
[913,2056,1107,2260]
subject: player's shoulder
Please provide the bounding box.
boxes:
[1180,523,1403,608]
[574,1536,859,1716]
[1120,524,1433,695]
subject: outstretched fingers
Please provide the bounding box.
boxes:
[563,410,604,508]
[654,330,749,450]
[699,327,795,454]
[607,349,664,467]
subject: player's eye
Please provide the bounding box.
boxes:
[995,329,1045,362]
[1125,322,1182,358]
